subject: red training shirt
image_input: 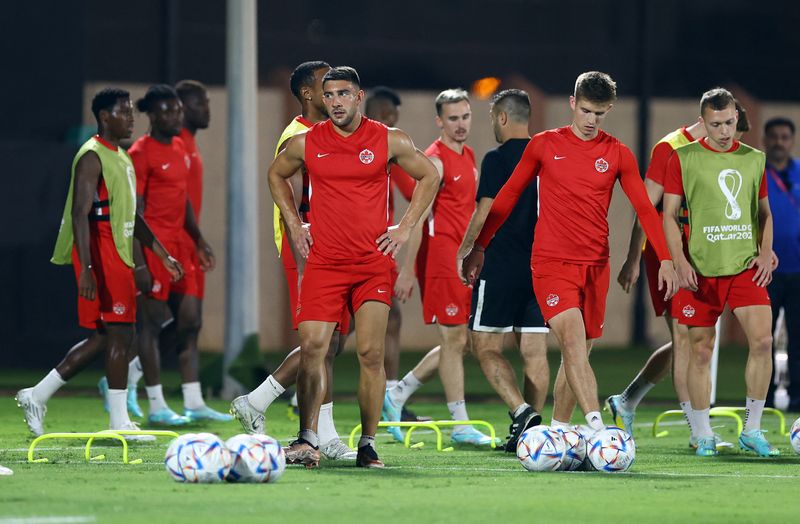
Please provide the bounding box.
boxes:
[130,135,190,243]
[476,126,670,265]
[423,139,477,278]
[304,116,390,265]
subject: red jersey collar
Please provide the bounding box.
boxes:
[680,126,695,142]
[699,136,740,153]
[562,125,605,146]
[296,115,314,128]
[94,135,118,152]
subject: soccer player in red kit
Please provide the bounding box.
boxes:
[17,88,182,438]
[99,80,215,418]
[268,66,440,468]
[232,61,358,461]
[462,72,679,433]
[383,89,497,446]
[130,85,229,425]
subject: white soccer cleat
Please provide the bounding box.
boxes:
[111,421,156,442]
[320,439,358,460]
[16,387,46,437]
[230,395,265,435]
[0,464,13,476]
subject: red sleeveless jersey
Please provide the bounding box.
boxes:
[129,135,190,243]
[304,116,390,264]
[422,139,477,278]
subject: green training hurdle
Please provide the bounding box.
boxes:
[712,406,788,436]
[349,421,443,451]
[28,432,135,464]
[652,408,742,438]
[85,429,179,463]
[406,420,498,450]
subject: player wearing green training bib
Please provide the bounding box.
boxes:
[663,87,778,458]
[16,88,182,439]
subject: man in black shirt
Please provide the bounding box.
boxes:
[457,89,548,451]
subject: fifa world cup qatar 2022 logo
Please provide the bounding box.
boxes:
[717,169,743,220]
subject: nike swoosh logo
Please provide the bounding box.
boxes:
[161,163,170,170]
[317,153,330,158]
[453,175,462,181]
[554,155,566,160]
[377,289,388,294]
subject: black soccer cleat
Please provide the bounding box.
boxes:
[504,406,542,453]
[356,445,385,469]
[401,406,432,422]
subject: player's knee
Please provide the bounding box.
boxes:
[690,341,714,365]
[301,334,330,358]
[751,333,773,357]
[473,343,501,362]
[357,343,384,369]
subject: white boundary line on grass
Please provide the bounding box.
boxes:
[0,517,96,524]
[394,465,800,479]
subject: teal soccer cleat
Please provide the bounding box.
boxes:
[604,394,634,437]
[147,407,190,426]
[381,391,404,442]
[184,405,234,422]
[695,436,719,457]
[739,429,780,457]
[451,426,500,447]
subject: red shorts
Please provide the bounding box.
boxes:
[72,223,137,329]
[643,241,679,318]
[178,233,205,299]
[145,239,199,301]
[281,236,350,332]
[297,258,392,326]
[674,267,771,327]
[420,277,471,325]
[531,258,610,340]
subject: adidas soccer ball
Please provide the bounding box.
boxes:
[587,426,635,473]
[790,418,800,454]
[557,427,587,471]
[165,433,232,483]
[516,425,565,472]
[225,434,286,483]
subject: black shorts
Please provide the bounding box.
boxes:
[468,269,548,334]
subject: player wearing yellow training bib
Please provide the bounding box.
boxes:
[663,87,777,459]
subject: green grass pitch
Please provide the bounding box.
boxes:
[1,347,799,523]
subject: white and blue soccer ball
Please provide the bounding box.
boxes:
[225,434,286,483]
[557,427,587,471]
[790,417,800,454]
[587,426,635,473]
[165,432,232,483]
[516,425,565,472]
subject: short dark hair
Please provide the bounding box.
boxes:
[435,88,469,116]
[91,87,130,121]
[734,100,750,133]
[322,66,361,89]
[764,116,796,136]
[365,86,401,117]
[700,87,735,116]
[175,79,207,102]
[136,84,179,113]
[367,86,401,107]
[574,71,617,103]
[491,89,530,123]
[289,61,330,99]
